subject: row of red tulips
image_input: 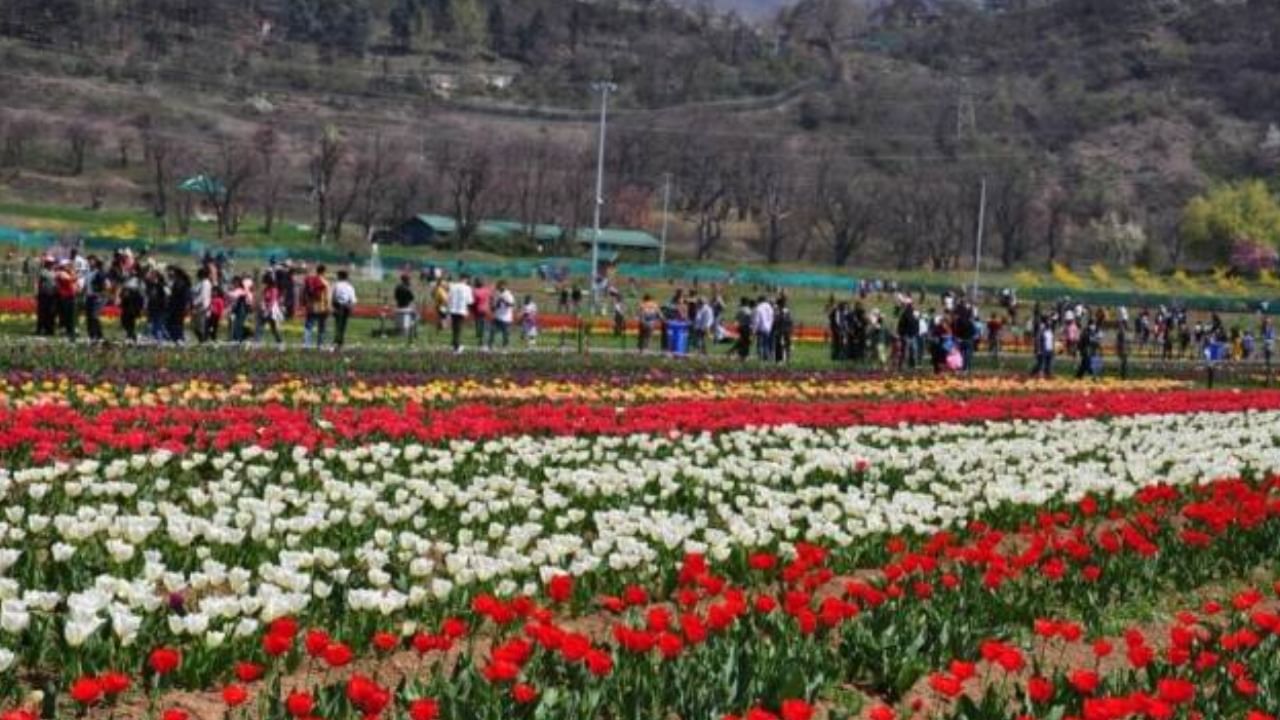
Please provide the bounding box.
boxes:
[1,388,1276,461]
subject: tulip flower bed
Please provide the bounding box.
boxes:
[0,371,1187,410]
[2,379,1280,719]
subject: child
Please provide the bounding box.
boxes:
[520,295,538,346]
[208,285,226,342]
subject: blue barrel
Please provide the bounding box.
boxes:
[666,321,691,356]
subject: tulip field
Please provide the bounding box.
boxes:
[2,367,1280,720]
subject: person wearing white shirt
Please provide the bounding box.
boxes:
[488,281,516,349]
[752,296,775,361]
[693,299,715,354]
[191,268,214,343]
[331,270,357,349]
[446,274,474,352]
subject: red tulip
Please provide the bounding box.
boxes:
[69,677,103,706]
[1069,669,1100,696]
[148,647,182,675]
[322,641,354,668]
[222,684,250,707]
[161,709,189,720]
[547,574,574,603]
[512,683,539,704]
[234,661,265,682]
[868,706,896,720]
[99,671,131,695]
[371,631,398,652]
[304,629,331,657]
[440,617,468,639]
[284,691,314,717]
[1027,676,1054,703]
[408,698,440,720]
[263,632,292,657]
[584,649,613,677]
[779,699,814,720]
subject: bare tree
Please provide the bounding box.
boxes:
[810,162,878,267]
[1,111,40,168]
[438,144,493,250]
[550,148,595,255]
[308,126,346,244]
[386,157,429,232]
[509,136,555,239]
[63,121,101,176]
[253,125,286,235]
[352,133,406,240]
[138,118,177,234]
[987,161,1035,268]
[676,131,737,261]
[755,158,798,264]
[928,175,979,271]
[196,135,256,238]
[114,125,134,169]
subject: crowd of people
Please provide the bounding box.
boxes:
[623,289,795,363]
[31,248,363,348]
[827,287,1278,379]
[16,246,1280,374]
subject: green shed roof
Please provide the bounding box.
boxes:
[576,228,661,250]
[179,175,226,195]
[481,220,563,242]
[413,214,458,234]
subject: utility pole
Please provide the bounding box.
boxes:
[589,81,617,313]
[972,177,987,301]
[659,172,672,271]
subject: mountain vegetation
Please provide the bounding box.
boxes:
[1,0,1278,271]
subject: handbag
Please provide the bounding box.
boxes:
[946,348,964,371]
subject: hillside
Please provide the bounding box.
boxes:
[1,0,1279,271]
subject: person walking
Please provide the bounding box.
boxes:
[734,297,753,361]
[191,268,213,343]
[229,276,254,344]
[432,277,448,333]
[896,300,918,370]
[489,280,515,349]
[35,255,57,337]
[207,285,226,342]
[773,296,793,363]
[394,274,417,343]
[331,270,357,349]
[145,267,168,342]
[752,296,774,362]
[520,295,539,347]
[446,273,474,353]
[165,265,191,343]
[1076,315,1102,380]
[693,299,714,355]
[119,266,144,342]
[302,264,332,348]
[256,272,284,346]
[986,314,1003,362]
[1032,316,1054,378]
[83,255,107,343]
[637,294,660,352]
[471,278,491,346]
[54,259,78,340]
[1116,318,1129,380]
